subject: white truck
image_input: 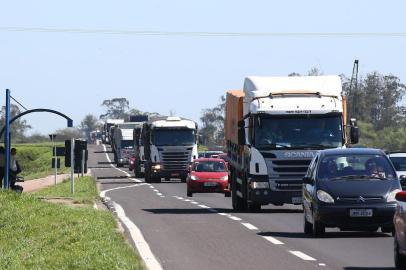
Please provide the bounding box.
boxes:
[142,116,199,183]
[113,122,143,167]
[102,119,124,144]
[225,75,359,211]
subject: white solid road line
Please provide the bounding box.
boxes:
[289,251,316,261]
[100,184,146,197]
[263,236,284,245]
[113,202,163,270]
[241,223,259,231]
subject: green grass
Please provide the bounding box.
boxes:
[0,176,144,270]
[34,176,99,205]
[14,143,69,180]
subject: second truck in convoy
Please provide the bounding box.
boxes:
[142,116,198,183]
[225,75,359,211]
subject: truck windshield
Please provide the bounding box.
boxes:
[254,114,343,150]
[153,129,195,146]
[121,140,134,149]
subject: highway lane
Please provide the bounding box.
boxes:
[89,143,396,270]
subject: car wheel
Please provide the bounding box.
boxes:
[187,191,193,197]
[382,226,394,234]
[224,191,231,197]
[304,215,313,235]
[312,219,325,237]
[395,236,406,269]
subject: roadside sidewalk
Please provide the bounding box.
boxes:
[21,174,70,193]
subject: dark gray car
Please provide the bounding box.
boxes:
[303,148,401,237]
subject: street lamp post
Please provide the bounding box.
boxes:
[49,134,57,185]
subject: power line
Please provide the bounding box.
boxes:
[10,95,28,111]
[1,26,406,37]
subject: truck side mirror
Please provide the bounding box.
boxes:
[349,118,359,144]
[238,120,245,145]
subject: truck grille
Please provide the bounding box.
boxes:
[268,159,312,191]
[160,151,190,171]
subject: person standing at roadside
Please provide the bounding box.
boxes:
[0,146,5,187]
[9,148,22,190]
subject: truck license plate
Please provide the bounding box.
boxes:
[349,209,373,217]
[171,173,179,177]
[204,182,217,187]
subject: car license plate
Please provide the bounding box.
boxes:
[349,209,373,217]
[204,182,217,187]
[292,197,302,204]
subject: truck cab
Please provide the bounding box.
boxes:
[143,116,198,183]
[113,122,143,167]
[225,75,359,211]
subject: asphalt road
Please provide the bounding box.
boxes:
[89,143,396,270]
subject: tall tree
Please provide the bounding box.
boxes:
[80,114,99,140]
[0,104,31,142]
[99,98,129,120]
[199,96,225,147]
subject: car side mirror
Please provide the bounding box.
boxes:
[395,191,406,202]
[238,120,245,145]
[303,176,314,185]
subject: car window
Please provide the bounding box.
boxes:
[390,157,406,171]
[317,154,396,180]
[193,161,227,172]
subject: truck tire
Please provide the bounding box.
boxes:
[231,170,245,211]
[247,203,261,212]
[181,177,187,183]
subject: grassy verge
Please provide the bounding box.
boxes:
[0,176,144,269]
[15,143,69,180]
[34,176,99,204]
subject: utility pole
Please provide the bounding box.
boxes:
[3,89,11,189]
[49,134,57,185]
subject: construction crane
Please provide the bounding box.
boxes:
[349,59,359,117]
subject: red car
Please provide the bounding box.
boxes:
[394,191,406,268]
[186,158,231,197]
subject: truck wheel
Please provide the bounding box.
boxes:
[145,171,151,183]
[232,179,245,211]
[187,191,193,197]
[181,177,187,183]
[247,203,261,213]
[224,191,231,197]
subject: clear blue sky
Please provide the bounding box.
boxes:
[1,0,406,135]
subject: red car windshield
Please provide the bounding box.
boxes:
[194,161,227,172]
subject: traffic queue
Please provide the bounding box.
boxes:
[99,74,406,269]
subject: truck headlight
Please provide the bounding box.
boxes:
[387,189,402,202]
[250,181,269,189]
[317,190,334,204]
[153,164,161,170]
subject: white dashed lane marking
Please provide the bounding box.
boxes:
[289,251,316,261]
[263,236,284,245]
[241,223,259,231]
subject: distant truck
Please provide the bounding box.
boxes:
[102,119,124,144]
[142,116,198,183]
[112,122,144,167]
[225,75,359,211]
[133,125,145,177]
